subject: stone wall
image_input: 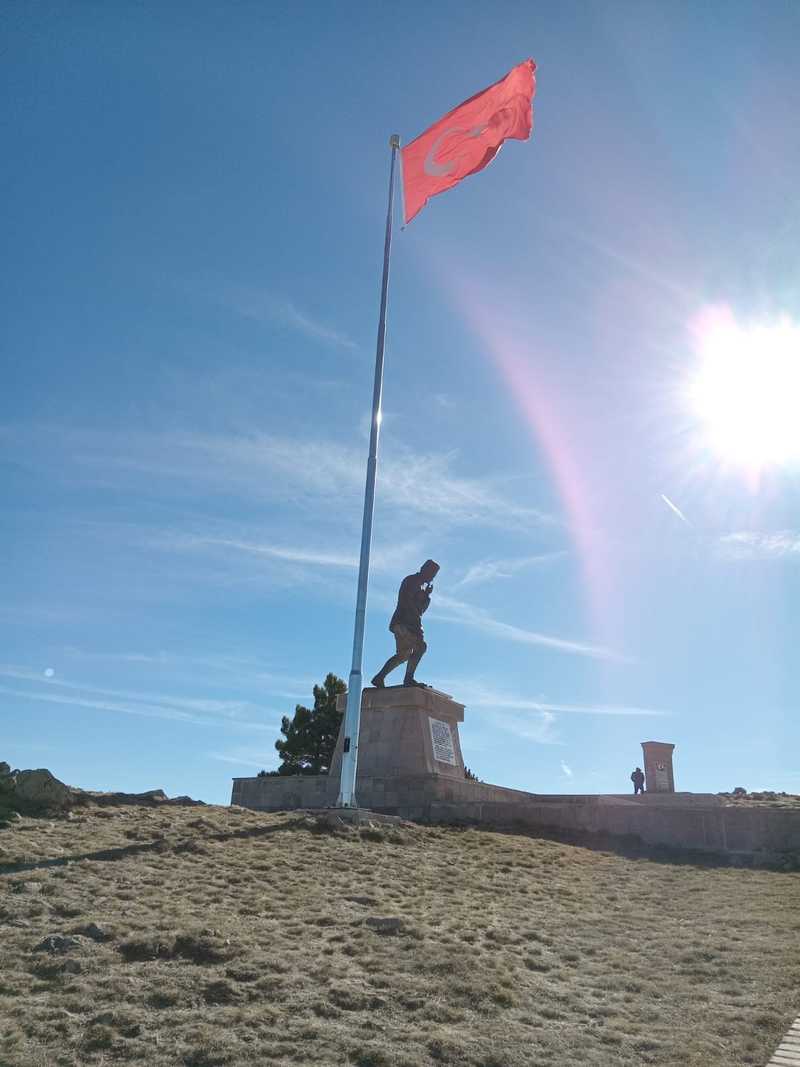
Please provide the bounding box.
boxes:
[230,773,800,861]
[231,775,337,810]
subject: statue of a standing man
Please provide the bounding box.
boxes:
[371,559,440,689]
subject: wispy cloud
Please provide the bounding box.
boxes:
[442,678,668,717]
[154,534,357,570]
[437,677,665,750]
[719,530,800,560]
[62,649,177,666]
[219,285,357,350]
[0,666,277,731]
[0,684,243,729]
[149,532,423,576]
[462,705,559,747]
[432,594,624,661]
[210,749,279,771]
[455,551,567,589]
[378,448,553,530]
[0,666,252,716]
[560,760,573,778]
[3,425,554,534]
[60,648,315,699]
[494,709,558,745]
[0,604,98,625]
[661,494,690,525]
[281,302,357,349]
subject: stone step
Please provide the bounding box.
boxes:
[768,1018,800,1066]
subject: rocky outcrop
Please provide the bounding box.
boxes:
[1,764,77,813]
[79,789,203,807]
[13,769,74,810]
[0,762,204,814]
[78,789,169,807]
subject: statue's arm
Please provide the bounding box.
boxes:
[396,576,418,617]
[418,584,432,616]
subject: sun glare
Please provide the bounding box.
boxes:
[689,308,800,468]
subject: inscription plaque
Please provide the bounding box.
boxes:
[654,762,669,791]
[429,717,457,765]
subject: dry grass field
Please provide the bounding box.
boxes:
[1,803,798,1067]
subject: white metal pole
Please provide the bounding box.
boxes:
[336,134,400,808]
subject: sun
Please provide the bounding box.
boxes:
[688,307,800,468]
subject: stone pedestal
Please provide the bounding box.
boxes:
[641,740,675,793]
[329,686,466,780]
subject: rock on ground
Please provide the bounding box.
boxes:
[9,769,73,811]
[1,761,204,813]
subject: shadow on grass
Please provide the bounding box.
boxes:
[427,817,799,871]
[3,806,797,877]
[0,815,311,876]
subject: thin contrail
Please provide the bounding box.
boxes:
[661,494,690,525]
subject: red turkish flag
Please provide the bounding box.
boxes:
[401,59,536,224]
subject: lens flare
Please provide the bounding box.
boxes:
[689,307,800,468]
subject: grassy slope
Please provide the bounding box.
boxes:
[1,804,798,1067]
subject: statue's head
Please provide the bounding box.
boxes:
[420,559,440,582]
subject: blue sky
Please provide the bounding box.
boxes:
[3,2,800,804]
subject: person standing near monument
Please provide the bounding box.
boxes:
[631,766,645,795]
[371,560,440,689]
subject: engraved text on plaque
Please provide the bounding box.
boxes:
[429,717,457,765]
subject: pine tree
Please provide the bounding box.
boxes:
[274,673,346,775]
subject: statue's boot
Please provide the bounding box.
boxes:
[370,675,385,688]
[403,678,427,688]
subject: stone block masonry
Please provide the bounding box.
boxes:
[641,740,676,793]
[231,686,800,863]
[231,773,800,864]
[329,685,466,780]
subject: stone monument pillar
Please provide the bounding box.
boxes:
[329,686,465,780]
[641,740,675,793]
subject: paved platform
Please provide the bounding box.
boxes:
[767,1017,800,1065]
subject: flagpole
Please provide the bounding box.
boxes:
[336,133,401,809]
